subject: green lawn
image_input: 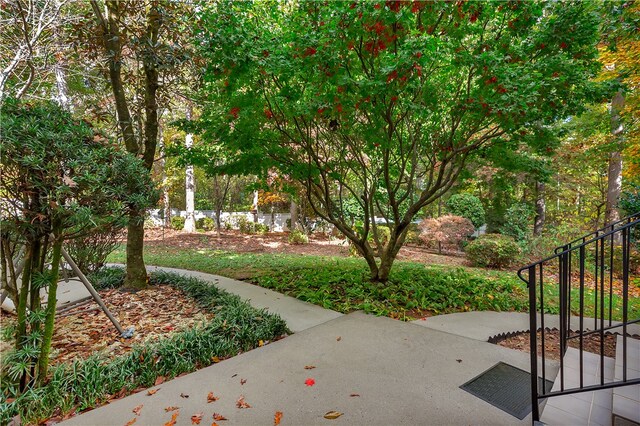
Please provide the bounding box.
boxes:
[108,246,640,321]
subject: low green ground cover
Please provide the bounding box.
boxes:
[109,246,640,322]
[0,269,288,425]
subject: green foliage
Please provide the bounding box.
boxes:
[620,185,640,216]
[288,229,309,245]
[466,234,522,268]
[196,217,215,231]
[499,203,535,243]
[446,194,486,228]
[64,227,122,274]
[0,269,288,425]
[170,216,186,230]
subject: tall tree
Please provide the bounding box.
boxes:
[194,1,602,282]
[183,104,197,232]
[88,0,194,288]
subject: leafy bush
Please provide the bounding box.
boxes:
[0,268,289,425]
[64,226,122,274]
[196,217,215,231]
[466,234,522,268]
[418,215,475,251]
[619,185,640,216]
[499,203,534,243]
[236,216,253,233]
[170,216,185,230]
[288,229,309,244]
[255,223,270,235]
[446,194,486,228]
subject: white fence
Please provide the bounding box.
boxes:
[148,209,292,232]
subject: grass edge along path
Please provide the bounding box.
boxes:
[0,269,289,425]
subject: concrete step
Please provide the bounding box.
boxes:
[612,335,640,425]
[541,348,615,426]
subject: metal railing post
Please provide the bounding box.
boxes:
[528,265,540,422]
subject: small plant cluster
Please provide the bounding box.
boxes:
[196,216,215,231]
[288,229,309,244]
[235,216,269,235]
[445,194,485,228]
[465,234,522,268]
[0,268,289,425]
[170,216,186,230]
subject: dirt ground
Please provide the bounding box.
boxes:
[143,227,470,267]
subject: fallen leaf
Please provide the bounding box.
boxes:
[212,423,218,426]
[305,378,315,387]
[231,374,237,378]
[164,411,179,426]
[212,413,227,421]
[236,395,251,409]
[324,411,343,420]
[350,393,360,397]
[147,389,159,396]
[125,418,137,426]
[240,378,247,385]
[304,365,316,370]
[191,412,204,424]
[258,340,264,347]
[180,393,190,398]
[274,411,283,425]
[132,404,143,416]
[164,407,179,412]
[212,356,221,363]
[207,392,219,403]
[155,376,166,385]
[336,336,341,341]
[456,359,462,363]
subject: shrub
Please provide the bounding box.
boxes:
[236,216,253,233]
[64,227,122,274]
[466,234,522,268]
[255,223,270,235]
[170,216,185,230]
[196,217,215,231]
[288,229,309,244]
[418,215,475,251]
[446,194,486,228]
[499,203,534,243]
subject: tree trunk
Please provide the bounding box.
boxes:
[533,181,546,237]
[37,236,63,383]
[290,200,298,231]
[125,211,148,289]
[183,105,196,232]
[252,190,259,223]
[605,90,625,227]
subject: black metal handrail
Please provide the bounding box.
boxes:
[518,212,640,422]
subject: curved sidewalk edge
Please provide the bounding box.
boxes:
[142,265,343,333]
[412,311,640,342]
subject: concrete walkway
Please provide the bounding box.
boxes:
[63,311,539,426]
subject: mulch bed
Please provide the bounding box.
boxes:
[493,329,620,360]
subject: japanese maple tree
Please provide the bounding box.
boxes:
[194,0,601,282]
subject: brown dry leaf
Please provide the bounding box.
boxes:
[324,411,343,420]
[132,404,143,416]
[164,411,179,426]
[211,356,221,363]
[164,406,180,412]
[240,378,247,385]
[124,418,137,426]
[336,336,341,341]
[274,411,283,425]
[207,392,219,403]
[155,376,166,385]
[212,413,227,421]
[349,394,360,397]
[236,395,251,409]
[147,389,159,396]
[191,412,204,425]
[180,393,190,398]
[304,365,315,370]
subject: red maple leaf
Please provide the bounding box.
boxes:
[305,378,315,386]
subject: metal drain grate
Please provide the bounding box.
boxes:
[460,362,553,420]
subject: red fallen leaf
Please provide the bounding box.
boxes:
[164,411,179,426]
[350,393,360,397]
[147,389,159,396]
[240,378,247,385]
[165,407,180,412]
[155,376,166,386]
[274,411,283,425]
[212,413,227,421]
[132,404,143,416]
[191,412,204,424]
[207,392,219,403]
[304,365,315,370]
[212,423,219,426]
[125,418,137,426]
[305,378,315,386]
[236,395,251,409]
